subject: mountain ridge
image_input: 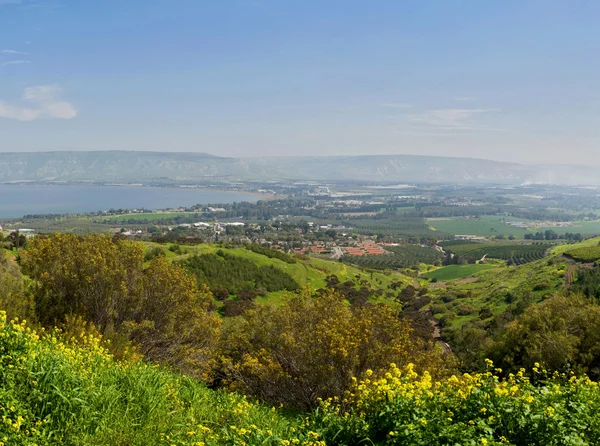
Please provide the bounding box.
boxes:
[0,151,596,185]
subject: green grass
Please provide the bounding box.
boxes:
[428,216,532,237]
[552,236,600,255]
[99,212,198,222]
[425,264,499,281]
[144,242,414,303]
[564,245,600,262]
[428,215,600,238]
[429,256,569,330]
[0,314,310,446]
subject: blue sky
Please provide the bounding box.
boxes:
[1,0,599,164]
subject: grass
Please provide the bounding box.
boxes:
[429,256,569,330]
[424,263,499,281]
[99,211,200,222]
[428,215,600,238]
[0,313,312,446]
[564,245,600,262]
[552,236,600,255]
[144,242,414,304]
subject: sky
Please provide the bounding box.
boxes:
[0,0,599,164]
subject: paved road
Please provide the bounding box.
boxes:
[330,247,344,260]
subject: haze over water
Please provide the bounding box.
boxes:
[0,184,256,218]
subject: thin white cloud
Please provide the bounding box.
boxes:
[454,96,476,102]
[0,85,77,121]
[3,60,31,65]
[1,49,28,55]
[381,102,412,109]
[404,108,497,131]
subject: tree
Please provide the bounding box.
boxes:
[21,234,221,380]
[490,294,600,379]
[0,251,33,321]
[6,231,26,250]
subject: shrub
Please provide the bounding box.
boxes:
[20,234,222,381]
[219,291,451,409]
[144,246,165,261]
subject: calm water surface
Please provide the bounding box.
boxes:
[0,184,257,218]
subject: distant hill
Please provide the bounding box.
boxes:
[0,151,597,185]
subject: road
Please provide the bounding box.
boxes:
[330,247,344,260]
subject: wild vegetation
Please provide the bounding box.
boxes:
[4,229,600,444]
[3,311,600,445]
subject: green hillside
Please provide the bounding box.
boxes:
[145,242,414,304]
[428,255,569,330]
[3,311,600,446]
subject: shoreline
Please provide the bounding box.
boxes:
[0,184,278,220]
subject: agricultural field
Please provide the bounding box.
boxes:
[440,241,551,265]
[429,215,600,238]
[342,245,444,270]
[98,211,198,223]
[341,215,443,239]
[9,217,110,235]
[428,216,533,237]
[424,263,499,281]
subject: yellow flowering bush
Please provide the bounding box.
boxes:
[220,290,451,409]
[315,361,600,445]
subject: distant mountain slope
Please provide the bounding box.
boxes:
[0,151,596,184]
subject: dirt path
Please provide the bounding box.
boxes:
[564,262,595,290]
[427,315,452,355]
[565,264,577,289]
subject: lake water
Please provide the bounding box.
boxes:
[0,184,258,218]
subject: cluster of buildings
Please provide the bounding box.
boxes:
[344,242,388,256]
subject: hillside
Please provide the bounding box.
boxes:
[1,151,599,184]
[146,242,415,305]
[3,311,600,445]
[4,234,600,444]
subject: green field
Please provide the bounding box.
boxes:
[429,215,600,238]
[425,264,498,281]
[564,245,600,262]
[440,241,551,265]
[552,236,600,255]
[100,212,198,222]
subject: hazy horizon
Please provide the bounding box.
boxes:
[0,148,590,168]
[1,1,599,165]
